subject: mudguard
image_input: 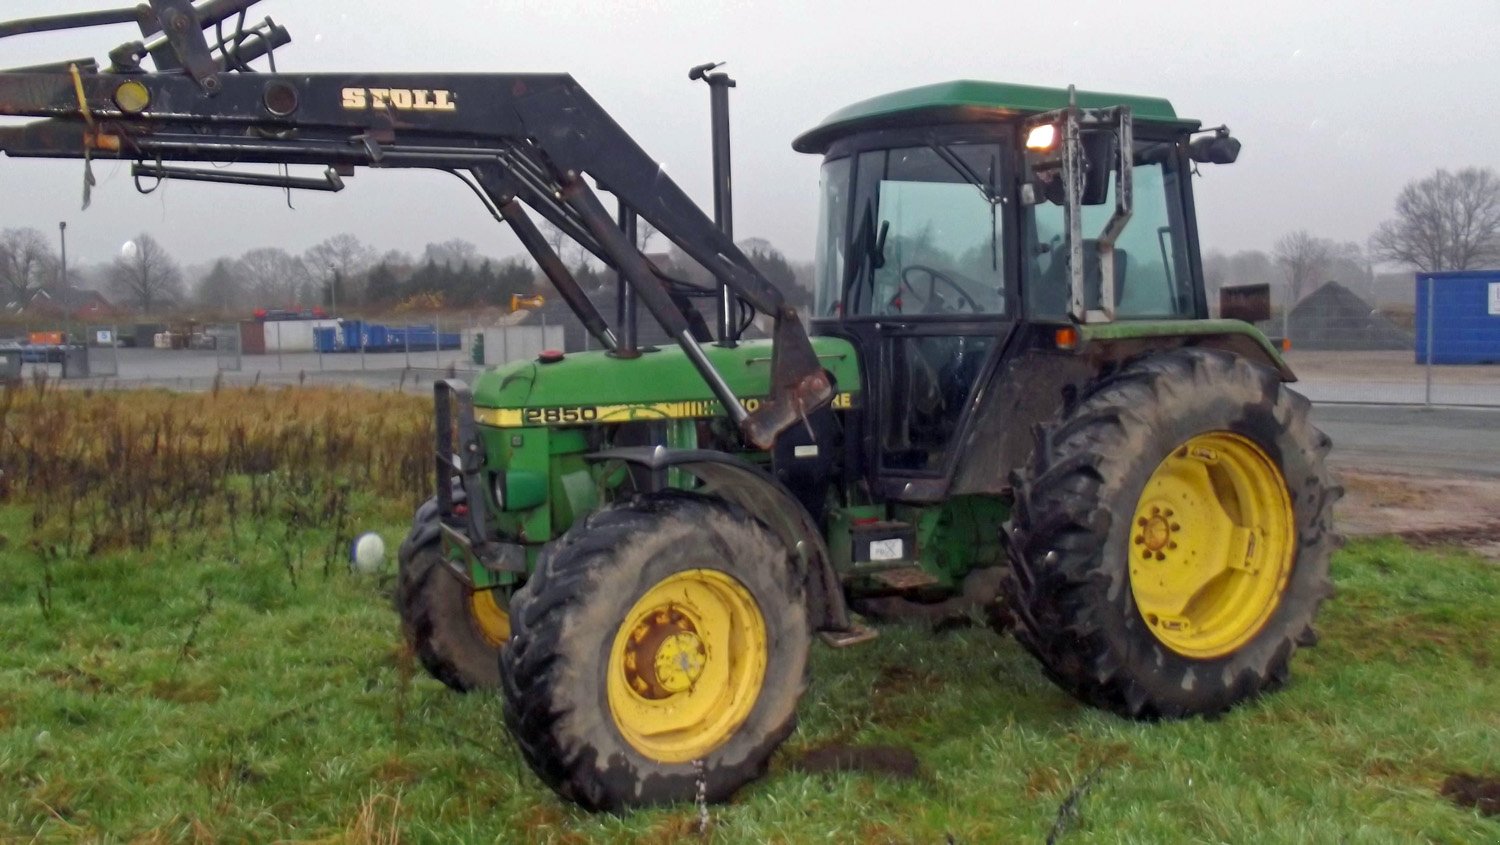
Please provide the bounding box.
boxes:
[586,446,851,633]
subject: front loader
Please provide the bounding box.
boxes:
[2,2,1339,812]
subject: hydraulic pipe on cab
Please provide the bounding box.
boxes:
[691,62,739,346]
[614,203,640,356]
[561,174,751,430]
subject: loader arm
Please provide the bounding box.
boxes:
[0,1,832,449]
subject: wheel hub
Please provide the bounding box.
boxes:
[622,608,708,698]
[1137,508,1179,556]
[606,569,769,764]
[654,632,707,693]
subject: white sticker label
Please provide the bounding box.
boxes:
[793,444,819,459]
[1489,282,1500,316]
[869,539,904,561]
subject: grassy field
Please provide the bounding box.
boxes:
[1,384,1497,843]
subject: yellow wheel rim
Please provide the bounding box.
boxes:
[1128,431,1296,659]
[469,588,511,648]
[607,569,768,763]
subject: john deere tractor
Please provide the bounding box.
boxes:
[1,1,1336,812]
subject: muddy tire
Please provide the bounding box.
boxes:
[1005,348,1339,719]
[500,493,810,811]
[396,497,509,692]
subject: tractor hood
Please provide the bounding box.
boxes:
[470,336,861,428]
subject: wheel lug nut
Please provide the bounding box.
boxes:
[1168,542,1178,550]
[1170,523,1181,532]
[1134,535,1144,545]
[1137,518,1148,527]
[1155,552,1166,561]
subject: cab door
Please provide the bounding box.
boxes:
[814,137,1016,494]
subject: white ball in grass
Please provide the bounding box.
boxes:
[350,532,386,574]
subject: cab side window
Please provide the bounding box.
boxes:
[1026,147,1194,319]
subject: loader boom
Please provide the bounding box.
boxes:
[0,0,832,448]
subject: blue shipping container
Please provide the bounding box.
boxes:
[313,327,340,353]
[1414,270,1500,364]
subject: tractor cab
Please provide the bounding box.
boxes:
[794,80,1239,479]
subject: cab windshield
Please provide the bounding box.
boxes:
[815,143,1008,318]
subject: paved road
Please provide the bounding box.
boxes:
[1295,379,1500,407]
[1286,350,1500,407]
[1312,404,1500,479]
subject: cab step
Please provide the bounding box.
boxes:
[818,624,880,649]
[869,566,942,590]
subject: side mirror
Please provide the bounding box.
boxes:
[1024,128,1116,206]
[1220,283,1271,323]
[1079,129,1116,205]
[1190,132,1241,165]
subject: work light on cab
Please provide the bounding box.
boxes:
[1025,123,1059,151]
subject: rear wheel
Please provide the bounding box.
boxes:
[1005,348,1339,718]
[396,498,510,692]
[500,494,809,811]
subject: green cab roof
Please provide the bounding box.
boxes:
[793,79,1199,154]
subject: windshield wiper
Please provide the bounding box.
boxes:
[929,141,1002,205]
[839,207,888,315]
[931,141,1003,272]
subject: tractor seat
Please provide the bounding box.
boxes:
[1032,240,1129,316]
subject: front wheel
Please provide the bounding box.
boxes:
[1005,348,1339,719]
[395,497,511,692]
[500,493,810,811]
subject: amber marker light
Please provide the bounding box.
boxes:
[1055,326,1079,350]
[113,81,150,114]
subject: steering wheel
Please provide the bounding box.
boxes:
[897,265,983,314]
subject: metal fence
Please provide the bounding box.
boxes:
[86,325,118,377]
[213,323,242,372]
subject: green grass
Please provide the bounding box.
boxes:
[0,509,1496,843]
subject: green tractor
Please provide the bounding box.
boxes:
[402,84,1339,809]
[0,2,1336,813]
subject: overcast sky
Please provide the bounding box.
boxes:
[2,0,1498,273]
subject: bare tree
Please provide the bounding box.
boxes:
[1370,167,1500,272]
[378,249,415,273]
[537,220,580,268]
[107,234,183,313]
[0,227,58,303]
[1326,241,1373,295]
[305,234,376,305]
[238,247,310,306]
[638,219,661,253]
[423,238,480,268]
[195,257,250,312]
[1274,230,1333,305]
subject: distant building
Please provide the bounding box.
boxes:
[8,286,118,320]
[1285,281,1412,351]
